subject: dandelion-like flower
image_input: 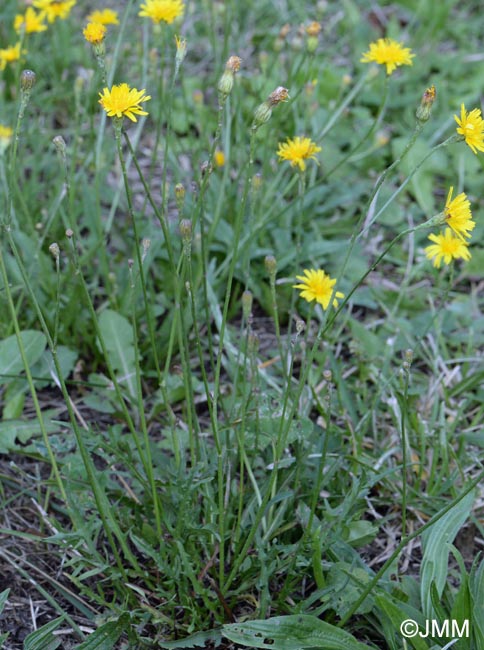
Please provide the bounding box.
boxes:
[86,9,119,25]
[277,136,321,172]
[14,8,47,34]
[0,43,23,71]
[99,83,151,122]
[83,22,106,45]
[454,104,484,154]
[33,0,76,22]
[444,186,475,240]
[425,229,471,268]
[214,150,225,167]
[139,0,184,24]
[0,125,13,155]
[360,38,414,75]
[294,269,344,309]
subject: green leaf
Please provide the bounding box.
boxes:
[24,616,65,650]
[469,558,484,647]
[0,418,61,453]
[420,489,475,619]
[374,594,428,650]
[98,309,137,401]
[0,330,47,385]
[76,613,130,649]
[0,589,9,613]
[222,615,373,649]
[157,629,223,649]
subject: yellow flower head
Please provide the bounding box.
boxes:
[14,8,47,34]
[425,228,471,268]
[360,38,415,75]
[0,42,24,71]
[33,0,77,23]
[214,150,225,167]
[139,0,184,24]
[83,21,106,45]
[294,269,344,309]
[86,9,119,25]
[0,125,13,155]
[444,186,475,240]
[99,83,151,122]
[454,104,484,154]
[277,136,321,172]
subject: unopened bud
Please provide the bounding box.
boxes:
[242,290,253,320]
[295,318,305,335]
[416,85,436,123]
[405,348,414,364]
[180,218,192,257]
[175,35,187,67]
[200,160,211,176]
[175,183,185,211]
[141,238,151,262]
[306,36,319,53]
[264,254,277,277]
[65,228,73,238]
[218,55,241,99]
[252,87,289,130]
[323,369,332,382]
[306,21,322,37]
[53,135,67,158]
[49,243,60,260]
[20,69,36,91]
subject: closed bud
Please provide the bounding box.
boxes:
[52,135,67,158]
[264,254,277,276]
[242,290,253,320]
[20,69,36,91]
[307,36,319,53]
[252,87,289,130]
[218,55,241,99]
[179,218,192,240]
[416,85,436,123]
[49,243,60,260]
[175,183,185,211]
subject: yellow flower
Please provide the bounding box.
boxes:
[360,38,414,75]
[444,186,475,240]
[86,9,119,25]
[0,125,13,155]
[294,269,344,309]
[454,104,484,154]
[0,42,24,71]
[14,8,47,34]
[214,150,225,167]
[99,83,151,122]
[83,21,106,45]
[139,0,185,24]
[425,229,471,268]
[277,136,321,172]
[32,0,76,22]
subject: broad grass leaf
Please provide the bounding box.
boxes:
[420,489,475,619]
[469,558,484,647]
[76,613,130,649]
[0,330,47,384]
[23,616,65,650]
[222,615,372,649]
[98,309,137,401]
[157,629,223,648]
[374,594,428,650]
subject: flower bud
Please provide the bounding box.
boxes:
[264,254,277,276]
[49,243,60,260]
[416,85,436,123]
[252,87,289,130]
[218,55,241,99]
[52,135,67,159]
[20,69,36,91]
[242,290,253,320]
[175,183,185,211]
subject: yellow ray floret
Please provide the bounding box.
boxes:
[293,269,344,310]
[360,38,414,75]
[99,83,151,122]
